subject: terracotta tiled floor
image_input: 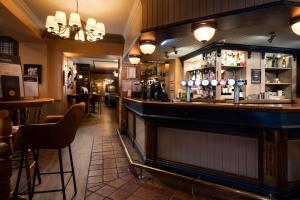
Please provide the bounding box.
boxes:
[84,135,219,200]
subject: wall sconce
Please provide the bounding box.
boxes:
[113,69,119,77]
[128,54,141,65]
[78,74,83,79]
[290,16,300,35]
[267,32,276,43]
[139,40,156,54]
[173,47,178,54]
[192,22,216,43]
[164,51,169,59]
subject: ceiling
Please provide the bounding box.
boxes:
[144,4,300,62]
[24,0,137,35]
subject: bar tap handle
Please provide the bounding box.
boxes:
[187,80,194,102]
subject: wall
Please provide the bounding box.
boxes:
[19,42,48,97]
[119,62,141,133]
[47,39,124,102]
[19,39,124,114]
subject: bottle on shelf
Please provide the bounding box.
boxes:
[236,53,240,67]
[282,57,286,68]
[271,54,278,68]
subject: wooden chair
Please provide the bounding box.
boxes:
[13,102,85,200]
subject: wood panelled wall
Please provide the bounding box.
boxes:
[157,127,259,179]
[140,0,280,31]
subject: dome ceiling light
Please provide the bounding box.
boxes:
[45,0,105,42]
[192,22,216,43]
[290,16,300,36]
[139,40,156,55]
[128,54,141,65]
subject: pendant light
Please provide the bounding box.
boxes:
[192,22,216,43]
[128,54,141,65]
[290,16,300,36]
[139,40,156,55]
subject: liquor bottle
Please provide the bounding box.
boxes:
[271,54,276,68]
[237,53,240,66]
[282,57,286,68]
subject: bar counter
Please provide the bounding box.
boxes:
[123,97,300,198]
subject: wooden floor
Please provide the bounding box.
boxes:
[10,105,258,200]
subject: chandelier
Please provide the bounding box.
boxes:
[45,0,105,42]
[104,79,114,84]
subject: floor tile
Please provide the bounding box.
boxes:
[96,185,117,197]
[109,189,131,200]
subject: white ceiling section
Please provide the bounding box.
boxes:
[94,61,118,70]
[23,0,137,35]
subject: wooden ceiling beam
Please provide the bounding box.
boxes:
[0,0,41,39]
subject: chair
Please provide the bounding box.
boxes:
[13,102,85,200]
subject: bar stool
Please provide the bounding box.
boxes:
[13,102,85,200]
[94,94,102,114]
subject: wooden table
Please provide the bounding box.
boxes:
[0,98,54,125]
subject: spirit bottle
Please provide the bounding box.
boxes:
[282,57,286,68]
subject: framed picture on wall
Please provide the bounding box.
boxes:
[251,69,261,84]
[24,64,42,84]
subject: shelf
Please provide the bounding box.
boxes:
[199,66,216,71]
[265,67,292,71]
[221,66,245,70]
[265,83,291,85]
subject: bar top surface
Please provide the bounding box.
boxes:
[123,97,300,112]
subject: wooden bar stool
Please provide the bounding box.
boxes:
[13,102,85,200]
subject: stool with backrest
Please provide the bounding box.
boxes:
[13,102,85,200]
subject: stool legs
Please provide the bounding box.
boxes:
[15,148,77,200]
[31,149,40,198]
[69,145,77,195]
[58,149,66,200]
[13,150,25,199]
[24,151,32,200]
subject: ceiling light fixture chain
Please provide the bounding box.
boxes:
[45,0,105,42]
[76,0,79,13]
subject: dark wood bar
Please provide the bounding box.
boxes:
[123,97,300,198]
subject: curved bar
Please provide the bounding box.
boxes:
[123,97,300,199]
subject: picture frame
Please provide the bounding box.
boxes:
[24,64,42,84]
[251,69,261,84]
